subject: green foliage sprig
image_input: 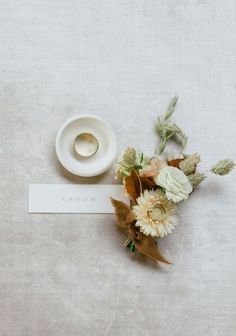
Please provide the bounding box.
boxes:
[156,96,187,154]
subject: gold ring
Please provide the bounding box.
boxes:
[74,132,99,158]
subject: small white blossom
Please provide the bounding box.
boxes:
[156,166,193,203]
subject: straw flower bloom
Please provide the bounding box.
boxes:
[133,189,178,237]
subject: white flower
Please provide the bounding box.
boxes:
[156,166,193,203]
[133,189,178,237]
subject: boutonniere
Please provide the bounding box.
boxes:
[111,97,235,264]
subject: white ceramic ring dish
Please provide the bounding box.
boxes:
[55,115,118,177]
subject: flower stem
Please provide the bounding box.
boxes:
[133,169,143,194]
[123,237,132,247]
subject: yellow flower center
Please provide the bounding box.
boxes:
[148,204,166,222]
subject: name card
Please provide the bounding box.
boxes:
[28,184,127,214]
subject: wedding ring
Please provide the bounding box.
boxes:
[74,132,99,158]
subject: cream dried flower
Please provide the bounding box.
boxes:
[133,189,178,237]
[179,153,201,175]
[157,166,193,203]
[139,157,168,179]
[210,159,235,176]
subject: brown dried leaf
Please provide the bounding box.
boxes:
[124,171,141,202]
[140,176,156,190]
[125,171,156,202]
[110,198,134,229]
[128,225,171,264]
[167,158,184,168]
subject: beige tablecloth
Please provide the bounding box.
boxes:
[0,1,236,335]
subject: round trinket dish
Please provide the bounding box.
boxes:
[55,115,117,177]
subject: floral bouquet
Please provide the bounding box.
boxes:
[111,97,235,264]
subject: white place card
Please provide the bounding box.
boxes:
[28,184,128,214]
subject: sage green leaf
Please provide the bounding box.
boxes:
[164,96,178,121]
[156,97,188,154]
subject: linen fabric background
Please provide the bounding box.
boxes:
[0,1,236,335]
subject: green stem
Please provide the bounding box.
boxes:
[123,237,132,247]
